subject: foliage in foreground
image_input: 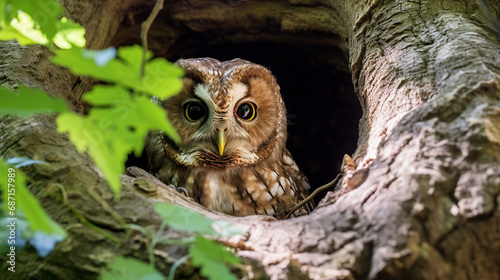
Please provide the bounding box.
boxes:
[0,0,242,279]
[101,203,243,280]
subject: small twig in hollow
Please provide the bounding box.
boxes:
[283,173,343,220]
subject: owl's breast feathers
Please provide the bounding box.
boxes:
[173,162,310,219]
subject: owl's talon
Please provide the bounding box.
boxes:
[167,184,188,197]
[176,187,188,197]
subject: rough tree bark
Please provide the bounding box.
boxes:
[1,0,499,279]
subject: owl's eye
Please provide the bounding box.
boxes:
[235,102,256,121]
[184,102,207,122]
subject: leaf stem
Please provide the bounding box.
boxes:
[168,255,189,280]
[148,220,168,267]
[140,0,164,77]
[66,204,121,243]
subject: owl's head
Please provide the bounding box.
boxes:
[156,58,288,169]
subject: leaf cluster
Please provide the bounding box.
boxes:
[0,1,242,280]
[53,45,183,198]
[0,0,85,48]
[102,203,243,280]
[0,0,181,264]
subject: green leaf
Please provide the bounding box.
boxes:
[189,236,240,280]
[7,0,63,40]
[0,159,66,237]
[0,2,85,48]
[56,112,125,199]
[99,257,164,280]
[154,203,218,236]
[212,221,246,237]
[0,0,6,23]
[51,45,184,99]
[53,17,86,49]
[0,24,43,45]
[83,85,180,145]
[0,85,69,117]
[57,85,178,198]
[6,11,49,45]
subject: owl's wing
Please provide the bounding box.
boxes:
[282,148,316,214]
[144,131,168,175]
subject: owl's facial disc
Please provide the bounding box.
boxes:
[161,61,286,168]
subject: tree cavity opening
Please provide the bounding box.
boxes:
[116,11,362,202]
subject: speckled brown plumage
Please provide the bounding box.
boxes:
[145,58,313,218]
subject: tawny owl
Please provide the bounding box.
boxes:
[145,58,313,219]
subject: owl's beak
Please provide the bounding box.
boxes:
[217,131,226,156]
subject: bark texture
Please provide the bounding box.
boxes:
[1,0,500,279]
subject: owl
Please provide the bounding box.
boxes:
[145,58,314,219]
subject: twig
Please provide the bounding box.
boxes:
[140,0,164,77]
[125,223,153,241]
[149,220,168,267]
[41,183,121,242]
[43,183,68,204]
[88,187,126,226]
[168,255,189,280]
[283,173,343,220]
[66,203,122,243]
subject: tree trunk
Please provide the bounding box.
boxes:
[1,0,499,279]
